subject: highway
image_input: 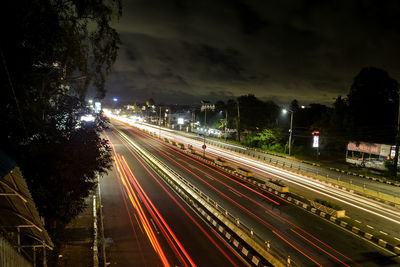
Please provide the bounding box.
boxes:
[99,129,248,266]
[111,119,400,266]
[147,122,400,197]
[122,119,400,240]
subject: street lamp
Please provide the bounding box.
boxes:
[282,108,294,155]
[201,101,215,158]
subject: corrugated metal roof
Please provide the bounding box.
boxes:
[0,151,53,253]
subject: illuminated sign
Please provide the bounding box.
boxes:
[391,145,396,158]
[94,102,101,113]
[313,135,319,148]
[177,118,184,125]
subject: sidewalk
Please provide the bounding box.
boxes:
[56,196,94,267]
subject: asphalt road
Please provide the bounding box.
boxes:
[130,120,400,239]
[150,123,400,197]
[112,120,400,267]
[100,128,247,266]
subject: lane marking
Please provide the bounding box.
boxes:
[133,213,144,234]
[366,225,374,229]
[380,231,388,235]
[150,218,160,234]
[229,188,242,198]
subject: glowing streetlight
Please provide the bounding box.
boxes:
[282,108,294,155]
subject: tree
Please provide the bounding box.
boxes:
[1,0,121,240]
[347,67,399,144]
[242,128,284,152]
[313,96,350,153]
[290,99,300,113]
[237,94,279,131]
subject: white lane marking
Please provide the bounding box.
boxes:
[150,218,160,234]
[134,214,144,234]
[366,225,374,229]
[229,188,242,197]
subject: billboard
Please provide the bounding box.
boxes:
[347,142,391,156]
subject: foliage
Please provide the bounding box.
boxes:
[1,0,121,235]
[237,94,280,131]
[384,159,399,180]
[313,96,350,153]
[347,67,398,144]
[241,128,284,152]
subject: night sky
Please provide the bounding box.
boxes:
[106,0,400,105]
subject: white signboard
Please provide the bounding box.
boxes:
[177,118,184,125]
[313,135,319,148]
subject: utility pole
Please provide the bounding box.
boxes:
[289,110,293,156]
[225,110,228,141]
[159,106,162,138]
[236,101,240,142]
[394,97,400,176]
[204,109,207,128]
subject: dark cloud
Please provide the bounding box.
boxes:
[106,0,400,105]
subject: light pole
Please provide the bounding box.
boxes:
[282,109,294,155]
[225,110,228,141]
[394,97,400,176]
[201,101,215,158]
[236,101,240,142]
[158,106,162,138]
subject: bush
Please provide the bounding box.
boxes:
[384,159,399,180]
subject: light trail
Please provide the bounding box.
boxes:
[125,127,361,265]
[114,154,171,266]
[119,155,194,267]
[131,126,291,204]
[112,159,148,265]
[109,130,247,266]
[115,117,400,227]
[118,139,244,267]
[118,126,358,266]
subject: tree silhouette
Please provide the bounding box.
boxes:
[348,67,398,144]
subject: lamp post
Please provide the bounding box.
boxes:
[282,109,294,155]
[394,97,400,176]
[225,110,228,141]
[201,101,215,158]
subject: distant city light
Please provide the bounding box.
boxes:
[301,105,306,109]
[282,109,288,114]
[88,99,93,104]
[113,97,118,102]
[94,102,101,113]
[80,114,95,122]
